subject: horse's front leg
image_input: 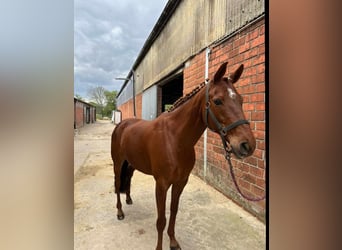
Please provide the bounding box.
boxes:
[167,178,188,250]
[155,180,170,250]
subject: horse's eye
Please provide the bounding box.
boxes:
[213,99,223,105]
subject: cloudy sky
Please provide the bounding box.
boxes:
[74,0,169,99]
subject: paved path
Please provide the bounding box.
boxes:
[74,120,265,250]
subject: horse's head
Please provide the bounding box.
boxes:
[204,62,256,159]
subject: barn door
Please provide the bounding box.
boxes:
[86,107,90,123]
[142,85,157,120]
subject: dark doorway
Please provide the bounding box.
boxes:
[159,74,183,115]
[86,107,90,124]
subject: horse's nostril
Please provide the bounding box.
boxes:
[240,142,250,155]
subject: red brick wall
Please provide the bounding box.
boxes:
[75,102,84,128]
[186,18,265,220]
[117,93,143,120]
[135,93,142,119]
[118,99,134,120]
[74,100,97,129]
[184,52,206,94]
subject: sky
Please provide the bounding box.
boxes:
[74,0,169,99]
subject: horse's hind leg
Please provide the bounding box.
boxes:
[125,166,134,205]
[116,193,124,220]
[125,186,133,205]
[114,160,125,220]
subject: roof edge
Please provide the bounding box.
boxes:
[117,0,181,97]
[74,97,97,107]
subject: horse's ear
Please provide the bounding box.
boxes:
[229,64,244,84]
[214,62,228,82]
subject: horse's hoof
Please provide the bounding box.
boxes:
[117,214,125,220]
[170,246,181,250]
[126,199,133,205]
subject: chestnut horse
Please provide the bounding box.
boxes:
[111,62,256,250]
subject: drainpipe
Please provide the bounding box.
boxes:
[131,70,136,118]
[204,47,211,180]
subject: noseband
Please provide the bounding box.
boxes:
[204,80,249,139]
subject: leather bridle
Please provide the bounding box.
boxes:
[204,79,249,139]
[204,79,265,201]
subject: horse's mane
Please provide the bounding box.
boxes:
[167,82,206,112]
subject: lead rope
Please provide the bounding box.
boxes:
[221,136,266,202]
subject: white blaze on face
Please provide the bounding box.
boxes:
[227,88,236,99]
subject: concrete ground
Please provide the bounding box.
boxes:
[74,120,266,250]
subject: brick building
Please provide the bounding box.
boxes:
[116,0,266,221]
[74,97,97,129]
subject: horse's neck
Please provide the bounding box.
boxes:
[167,88,207,146]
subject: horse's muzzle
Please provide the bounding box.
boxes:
[230,140,255,159]
[240,141,251,156]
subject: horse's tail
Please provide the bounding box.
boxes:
[119,160,134,193]
[111,119,137,193]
